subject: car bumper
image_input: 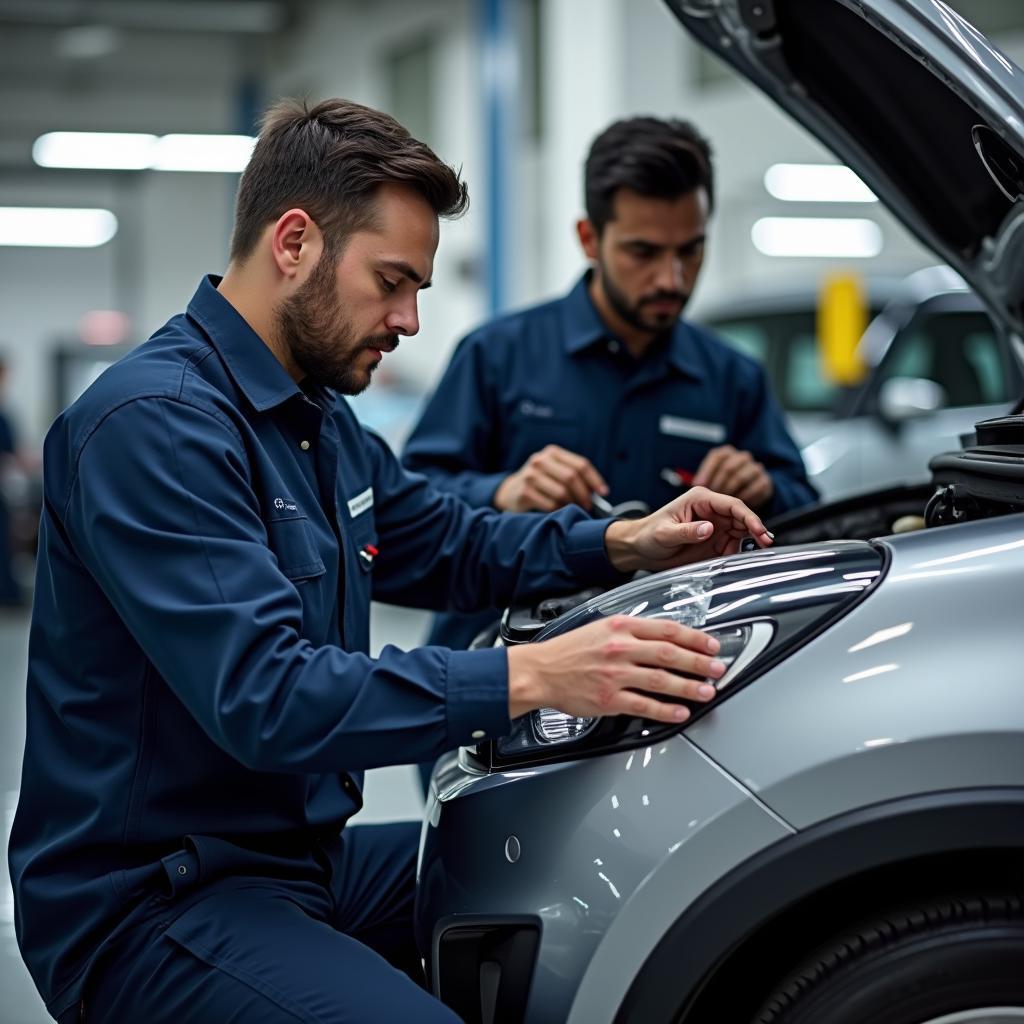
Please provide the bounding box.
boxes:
[416,736,791,1024]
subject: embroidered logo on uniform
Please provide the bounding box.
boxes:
[518,399,555,418]
[658,415,726,443]
[347,486,374,518]
[272,497,298,512]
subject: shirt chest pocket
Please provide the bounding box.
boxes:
[654,433,714,476]
[508,409,583,466]
[266,513,326,582]
[349,517,378,575]
[655,416,727,475]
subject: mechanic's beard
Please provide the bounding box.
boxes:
[599,259,688,334]
[276,260,395,396]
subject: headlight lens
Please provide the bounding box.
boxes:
[489,541,885,768]
[496,620,774,758]
[534,707,598,743]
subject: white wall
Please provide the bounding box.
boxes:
[0,26,246,444]
[270,0,489,392]
[530,0,941,320]
[5,3,1024,445]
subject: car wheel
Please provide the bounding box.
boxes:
[752,893,1024,1024]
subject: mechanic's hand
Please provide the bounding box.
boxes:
[507,614,725,722]
[604,485,772,574]
[493,444,609,513]
[693,445,774,510]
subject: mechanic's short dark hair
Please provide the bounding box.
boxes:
[230,97,469,262]
[584,116,714,233]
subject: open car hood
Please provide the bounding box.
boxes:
[665,0,1024,352]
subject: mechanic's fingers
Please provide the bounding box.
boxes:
[718,459,761,500]
[530,472,573,506]
[704,451,748,493]
[692,487,771,542]
[540,457,594,507]
[656,518,714,547]
[551,447,609,497]
[606,687,703,724]
[521,487,560,512]
[693,445,735,488]
[736,475,772,509]
[623,616,721,654]
[639,642,726,682]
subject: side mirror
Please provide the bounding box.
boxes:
[877,376,947,424]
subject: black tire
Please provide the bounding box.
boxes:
[753,893,1024,1024]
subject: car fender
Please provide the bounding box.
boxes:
[565,788,1024,1024]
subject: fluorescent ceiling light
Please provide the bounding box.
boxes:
[751,217,883,259]
[34,131,157,170]
[0,207,118,248]
[54,25,122,60]
[152,134,257,172]
[32,132,257,172]
[764,163,877,203]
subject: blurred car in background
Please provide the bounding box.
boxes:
[698,265,1023,500]
[415,1,1024,1022]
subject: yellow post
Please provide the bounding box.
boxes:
[817,272,868,386]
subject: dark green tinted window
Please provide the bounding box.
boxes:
[876,310,1008,407]
[709,310,842,414]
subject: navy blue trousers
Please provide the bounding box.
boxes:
[83,822,459,1023]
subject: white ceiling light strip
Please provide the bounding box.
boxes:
[0,207,118,248]
[151,134,258,172]
[33,132,157,170]
[764,163,877,203]
[751,217,883,258]
[32,131,256,173]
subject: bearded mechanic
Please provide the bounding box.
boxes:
[402,116,816,656]
[8,98,771,1024]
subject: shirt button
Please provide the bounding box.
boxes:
[471,730,485,740]
[607,340,620,354]
[342,777,352,789]
[177,864,187,876]
[300,440,311,451]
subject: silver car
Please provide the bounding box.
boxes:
[415,2,1024,1022]
[700,266,1023,501]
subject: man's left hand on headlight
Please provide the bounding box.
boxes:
[604,485,773,574]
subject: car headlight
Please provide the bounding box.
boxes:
[489,540,885,768]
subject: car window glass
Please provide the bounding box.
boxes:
[876,310,1007,407]
[711,321,766,364]
[786,332,836,412]
[709,311,841,414]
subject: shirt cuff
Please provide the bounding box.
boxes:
[445,646,512,747]
[463,471,510,509]
[564,518,632,587]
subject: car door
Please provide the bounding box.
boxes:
[853,302,1019,489]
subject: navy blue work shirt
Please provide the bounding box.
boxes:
[8,275,625,1020]
[402,274,817,649]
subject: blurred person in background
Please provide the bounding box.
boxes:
[0,353,25,606]
[402,118,817,785]
[8,98,773,1024]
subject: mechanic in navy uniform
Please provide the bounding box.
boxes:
[403,116,817,666]
[8,99,773,1024]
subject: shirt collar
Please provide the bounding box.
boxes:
[186,274,309,413]
[560,273,610,355]
[560,272,705,382]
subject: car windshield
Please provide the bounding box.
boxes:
[703,307,882,415]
